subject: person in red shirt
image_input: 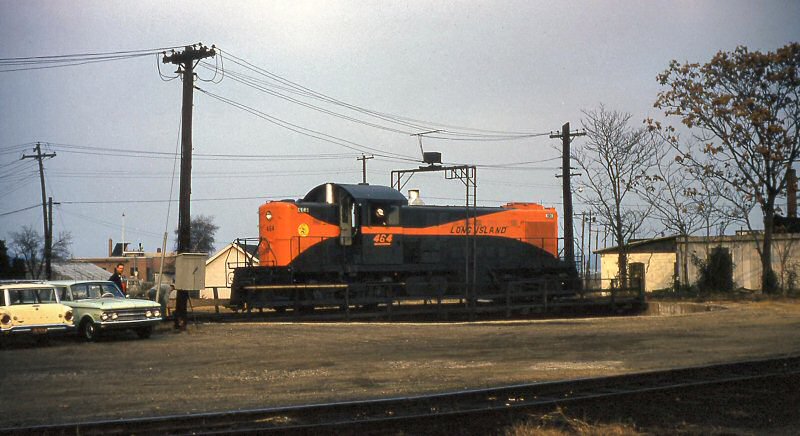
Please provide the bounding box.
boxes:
[109,263,126,295]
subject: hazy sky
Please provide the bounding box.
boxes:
[1,1,799,258]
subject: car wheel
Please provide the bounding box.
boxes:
[135,326,153,339]
[80,319,99,342]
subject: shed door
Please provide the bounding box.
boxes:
[630,262,645,291]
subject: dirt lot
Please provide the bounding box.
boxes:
[1,300,799,430]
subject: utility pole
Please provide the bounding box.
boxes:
[586,210,593,281]
[551,123,585,280]
[48,197,54,279]
[163,43,215,329]
[357,154,373,184]
[22,142,56,279]
[580,212,586,279]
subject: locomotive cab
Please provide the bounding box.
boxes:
[301,183,408,265]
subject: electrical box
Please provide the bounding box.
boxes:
[175,253,206,291]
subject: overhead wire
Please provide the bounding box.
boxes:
[0,46,186,73]
[195,86,420,162]
[32,142,363,162]
[59,194,302,205]
[216,48,551,140]
[46,169,360,179]
[0,204,40,217]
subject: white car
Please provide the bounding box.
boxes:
[0,282,74,340]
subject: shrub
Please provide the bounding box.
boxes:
[693,247,734,293]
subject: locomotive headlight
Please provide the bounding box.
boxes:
[265,211,273,221]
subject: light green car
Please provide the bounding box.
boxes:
[49,280,162,341]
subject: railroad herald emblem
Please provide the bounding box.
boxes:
[297,223,310,237]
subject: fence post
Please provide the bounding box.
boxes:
[213,287,220,315]
[345,285,351,322]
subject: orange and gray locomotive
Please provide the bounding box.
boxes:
[230,182,573,312]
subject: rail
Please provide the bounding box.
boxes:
[8,355,799,435]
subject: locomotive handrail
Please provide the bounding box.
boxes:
[242,284,348,290]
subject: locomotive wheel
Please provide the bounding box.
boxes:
[404,275,428,297]
[430,276,448,299]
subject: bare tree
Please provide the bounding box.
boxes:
[655,43,800,293]
[573,105,657,287]
[639,146,705,288]
[9,225,72,279]
[640,134,746,288]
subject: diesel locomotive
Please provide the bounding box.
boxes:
[229,182,574,312]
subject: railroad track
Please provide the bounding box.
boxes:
[7,355,800,435]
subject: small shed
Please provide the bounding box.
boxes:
[201,242,259,299]
[595,236,678,292]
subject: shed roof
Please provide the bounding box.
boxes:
[594,235,679,255]
[51,261,111,280]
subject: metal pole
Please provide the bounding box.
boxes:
[47,197,53,279]
[580,212,586,280]
[587,210,593,280]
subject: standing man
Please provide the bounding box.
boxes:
[109,263,126,295]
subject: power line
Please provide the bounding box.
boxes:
[196,86,419,162]
[213,49,551,140]
[45,169,359,179]
[0,204,40,217]
[41,141,365,161]
[58,194,302,205]
[0,46,186,73]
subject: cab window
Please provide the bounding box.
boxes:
[370,204,400,226]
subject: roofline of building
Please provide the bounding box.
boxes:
[595,232,800,254]
[205,242,258,265]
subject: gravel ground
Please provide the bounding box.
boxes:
[1,300,799,430]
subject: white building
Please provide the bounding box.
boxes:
[201,242,259,299]
[596,232,800,292]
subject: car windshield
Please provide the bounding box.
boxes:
[7,288,58,305]
[71,283,125,300]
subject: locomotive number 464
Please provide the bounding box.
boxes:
[373,234,393,246]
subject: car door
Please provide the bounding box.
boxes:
[8,287,57,328]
